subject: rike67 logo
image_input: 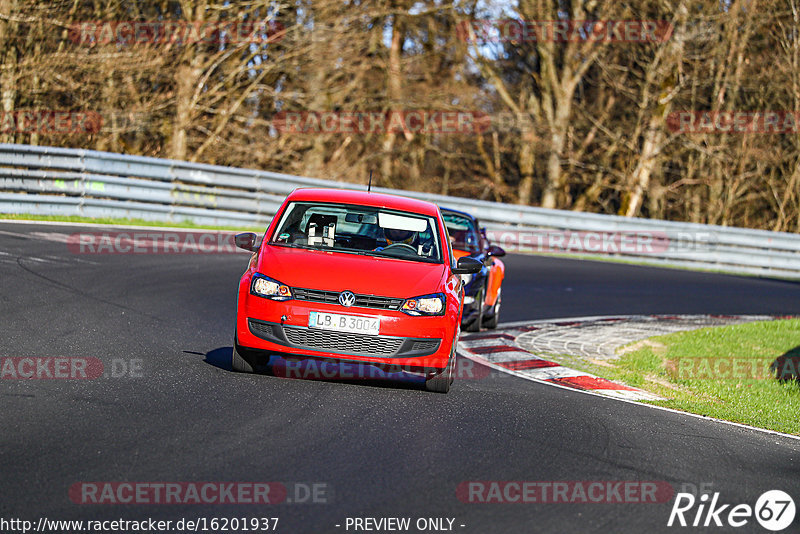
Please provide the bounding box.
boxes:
[668,490,796,531]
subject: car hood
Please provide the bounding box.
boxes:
[256,245,447,297]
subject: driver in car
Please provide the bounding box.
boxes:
[376,228,418,252]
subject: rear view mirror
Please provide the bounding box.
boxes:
[345,212,377,224]
[453,256,482,275]
[487,245,506,257]
[235,232,259,252]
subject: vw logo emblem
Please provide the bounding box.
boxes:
[339,291,356,307]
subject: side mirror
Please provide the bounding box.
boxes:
[487,245,506,257]
[235,232,259,252]
[453,256,482,275]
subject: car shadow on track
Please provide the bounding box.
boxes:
[201,346,431,392]
[203,347,235,371]
[771,345,800,386]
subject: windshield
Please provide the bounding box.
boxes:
[442,211,481,253]
[269,201,443,263]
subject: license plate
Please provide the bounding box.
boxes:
[309,312,380,335]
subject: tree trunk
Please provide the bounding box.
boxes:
[516,128,535,204]
[381,12,404,186]
[624,115,664,217]
[171,0,207,160]
[0,0,18,144]
[540,98,571,209]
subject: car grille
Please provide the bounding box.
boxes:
[283,326,403,356]
[247,319,441,358]
[292,288,404,311]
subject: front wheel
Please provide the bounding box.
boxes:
[231,337,254,373]
[483,288,501,329]
[463,285,484,332]
[425,340,456,393]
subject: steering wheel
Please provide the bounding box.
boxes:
[381,243,417,254]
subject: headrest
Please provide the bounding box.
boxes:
[306,214,337,232]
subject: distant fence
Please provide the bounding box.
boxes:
[1,143,799,278]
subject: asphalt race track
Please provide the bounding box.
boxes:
[2,221,800,533]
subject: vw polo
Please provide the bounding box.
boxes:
[232,188,481,393]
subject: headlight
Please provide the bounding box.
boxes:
[401,293,445,316]
[251,273,293,300]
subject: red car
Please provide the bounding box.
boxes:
[232,188,482,393]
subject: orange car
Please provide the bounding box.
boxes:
[441,208,505,331]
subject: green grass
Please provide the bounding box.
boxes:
[541,319,800,435]
[0,213,264,232]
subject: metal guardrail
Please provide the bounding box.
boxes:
[1,143,799,278]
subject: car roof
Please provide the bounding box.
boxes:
[287,188,441,217]
[440,206,477,221]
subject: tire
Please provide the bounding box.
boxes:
[231,337,254,373]
[450,326,460,386]
[483,287,502,329]
[425,340,456,393]
[463,285,484,332]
